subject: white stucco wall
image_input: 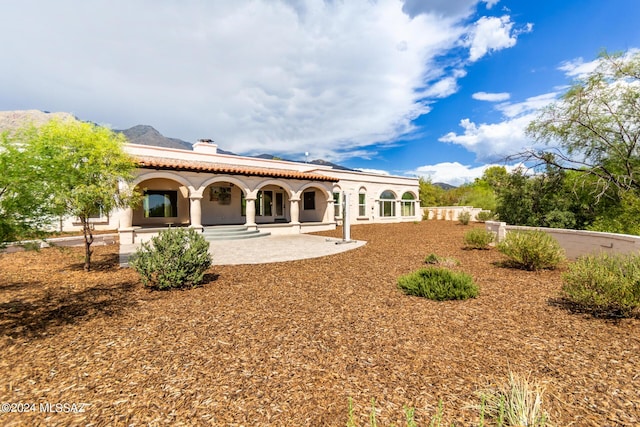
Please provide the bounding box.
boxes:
[486,221,640,259]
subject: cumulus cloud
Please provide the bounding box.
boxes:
[472,91,510,101]
[355,168,391,176]
[467,16,532,62]
[0,0,529,163]
[558,57,600,78]
[407,161,514,186]
[439,92,558,162]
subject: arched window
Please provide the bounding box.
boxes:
[358,187,367,217]
[379,190,396,217]
[401,192,416,217]
[333,187,342,218]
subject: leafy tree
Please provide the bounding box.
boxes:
[1,118,138,270]
[526,50,640,195]
[1,128,63,244]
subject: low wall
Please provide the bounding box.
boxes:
[422,206,486,221]
[486,221,640,259]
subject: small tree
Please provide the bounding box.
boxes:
[2,118,138,270]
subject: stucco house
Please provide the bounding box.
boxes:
[66,139,420,243]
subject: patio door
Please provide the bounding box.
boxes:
[275,191,285,220]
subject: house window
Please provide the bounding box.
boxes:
[240,192,246,216]
[401,192,416,217]
[144,190,178,218]
[333,192,341,218]
[303,191,316,210]
[358,191,366,217]
[379,190,396,217]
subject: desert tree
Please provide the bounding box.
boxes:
[1,118,138,270]
[526,50,640,196]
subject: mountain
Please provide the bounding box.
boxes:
[116,125,193,151]
[117,125,239,155]
[253,154,353,171]
[0,110,76,132]
[434,182,457,190]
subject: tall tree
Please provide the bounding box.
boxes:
[1,118,138,270]
[526,50,640,195]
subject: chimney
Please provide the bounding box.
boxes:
[193,138,218,154]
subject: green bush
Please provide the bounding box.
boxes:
[130,227,212,290]
[562,252,640,317]
[425,253,459,267]
[463,228,495,249]
[397,267,478,300]
[497,230,564,271]
[476,210,494,222]
[458,211,471,225]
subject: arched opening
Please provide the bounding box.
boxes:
[133,178,190,227]
[299,185,330,223]
[253,181,292,223]
[201,180,247,225]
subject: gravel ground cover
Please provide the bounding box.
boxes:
[1,221,639,426]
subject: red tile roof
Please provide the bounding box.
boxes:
[135,156,339,182]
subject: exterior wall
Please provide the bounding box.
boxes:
[486,221,640,259]
[323,171,421,224]
[422,206,486,221]
[50,143,421,234]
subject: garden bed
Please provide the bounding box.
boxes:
[1,221,638,425]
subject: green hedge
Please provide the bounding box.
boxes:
[130,227,212,290]
[398,267,478,301]
[497,230,564,271]
[563,252,640,317]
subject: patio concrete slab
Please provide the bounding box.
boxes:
[119,234,366,266]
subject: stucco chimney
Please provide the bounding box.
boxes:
[193,138,218,154]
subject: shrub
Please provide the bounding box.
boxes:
[397,267,478,300]
[562,252,640,317]
[476,210,494,222]
[130,227,212,290]
[497,230,564,271]
[422,210,431,221]
[479,371,550,427]
[458,211,471,225]
[463,228,495,249]
[425,253,459,267]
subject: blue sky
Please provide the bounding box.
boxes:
[1,0,639,185]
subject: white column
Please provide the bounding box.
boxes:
[245,196,257,230]
[120,207,133,229]
[189,196,203,230]
[290,198,300,224]
[343,192,351,241]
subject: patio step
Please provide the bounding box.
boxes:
[202,225,270,241]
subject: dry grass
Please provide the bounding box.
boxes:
[1,221,639,426]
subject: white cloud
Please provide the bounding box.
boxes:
[467,16,532,62]
[408,161,522,186]
[482,0,500,9]
[0,0,530,163]
[355,168,391,176]
[439,92,558,162]
[558,57,599,78]
[0,0,478,161]
[472,91,510,102]
[559,49,640,79]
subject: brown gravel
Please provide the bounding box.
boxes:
[1,221,639,426]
